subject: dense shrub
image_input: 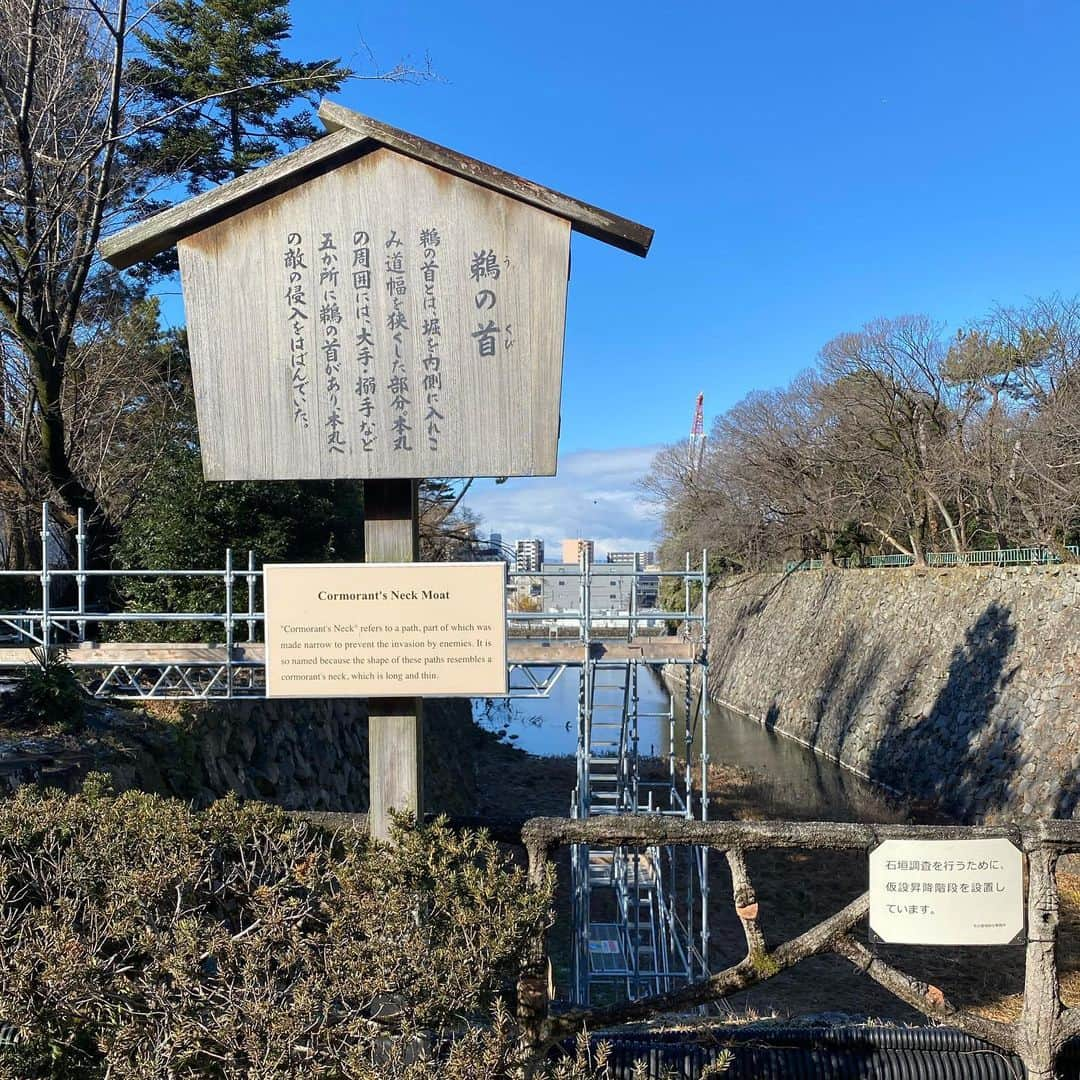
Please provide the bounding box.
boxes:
[0,781,611,1079]
[10,648,86,730]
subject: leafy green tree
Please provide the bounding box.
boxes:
[830,520,871,564]
[110,443,362,639]
[0,0,425,568]
[127,0,349,190]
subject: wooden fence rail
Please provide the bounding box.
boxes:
[517,816,1080,1080]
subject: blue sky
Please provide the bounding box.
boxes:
[261,3,1080,553]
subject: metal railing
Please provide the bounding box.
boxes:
[505,553,706,641]
[0,504,707,700]
[786,545,1080,572]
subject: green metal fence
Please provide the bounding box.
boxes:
[785,546,1080,572]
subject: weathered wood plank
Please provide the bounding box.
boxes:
[0,643,267,665]
[364,479,422,842]
[317,100,654,257]
[362,479,419,562]
[99,104,652,268]
[521,815,1030,851]
[178,149,570,481]
[99,128,371,269]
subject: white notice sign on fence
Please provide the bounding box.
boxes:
[264,562,508,698]
[869,838,1024,945]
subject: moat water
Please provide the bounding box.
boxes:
[475,664,903,822]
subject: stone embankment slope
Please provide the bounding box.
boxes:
[0,696,494,816]
[708,565,1080,821]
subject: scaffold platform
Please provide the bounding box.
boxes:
[0,504,713,1009]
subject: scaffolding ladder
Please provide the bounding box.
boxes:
[571,658,708,1005]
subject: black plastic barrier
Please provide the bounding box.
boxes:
[599,1025,1055,1079]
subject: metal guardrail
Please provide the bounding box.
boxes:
[786,546,1080,572]
[0,504,708,700]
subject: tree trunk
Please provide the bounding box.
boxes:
[926,487,964,556]
[230,104,243,178]
[32,343,97,518]
[909,532,926,566]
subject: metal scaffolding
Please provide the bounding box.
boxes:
[0,505,712,1005]
[568,552,710,1005]
[0,505,706,702]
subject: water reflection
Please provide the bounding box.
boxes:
[667,669,906,823]
[473,665,672,758]
[478,664,907,823]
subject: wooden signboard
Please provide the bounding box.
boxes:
[179,150,570,481]
[99,102,653,839]
[102,103,653,484]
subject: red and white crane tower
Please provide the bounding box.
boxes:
[689,391,706,474]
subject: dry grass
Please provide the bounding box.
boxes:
[1056,867,1080,1011]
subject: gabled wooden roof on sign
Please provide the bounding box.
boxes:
[99,100,653,270]
[316,102,653,256]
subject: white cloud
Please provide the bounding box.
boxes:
[463,445,665,559]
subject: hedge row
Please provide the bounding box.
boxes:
[0,780,607,1079]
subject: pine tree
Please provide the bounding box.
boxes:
[127,0,348,191]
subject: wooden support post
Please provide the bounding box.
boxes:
[519,832,555,1045]
[364,479,423,842]
[1018,838,1064,1080]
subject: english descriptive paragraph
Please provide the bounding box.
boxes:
[275,619,500,686]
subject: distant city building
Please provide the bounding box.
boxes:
[471,537,507,562]
[508,573,543,609]
[541,562,634,616]
[521,561,662,625]
[636,573,660,609]
[481,533,509,565]
[561,538,595,566]
[607,551,656,571]
[515,539,544,573]
[472,532,507,563]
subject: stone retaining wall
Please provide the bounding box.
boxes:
[707,565,1080,821]
[14,696,491,816]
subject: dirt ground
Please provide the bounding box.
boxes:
[476,745,1080,1024]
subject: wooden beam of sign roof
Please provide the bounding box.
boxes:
[99,100,653,270]
[316,101,653,257]
[99,127,369,270]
